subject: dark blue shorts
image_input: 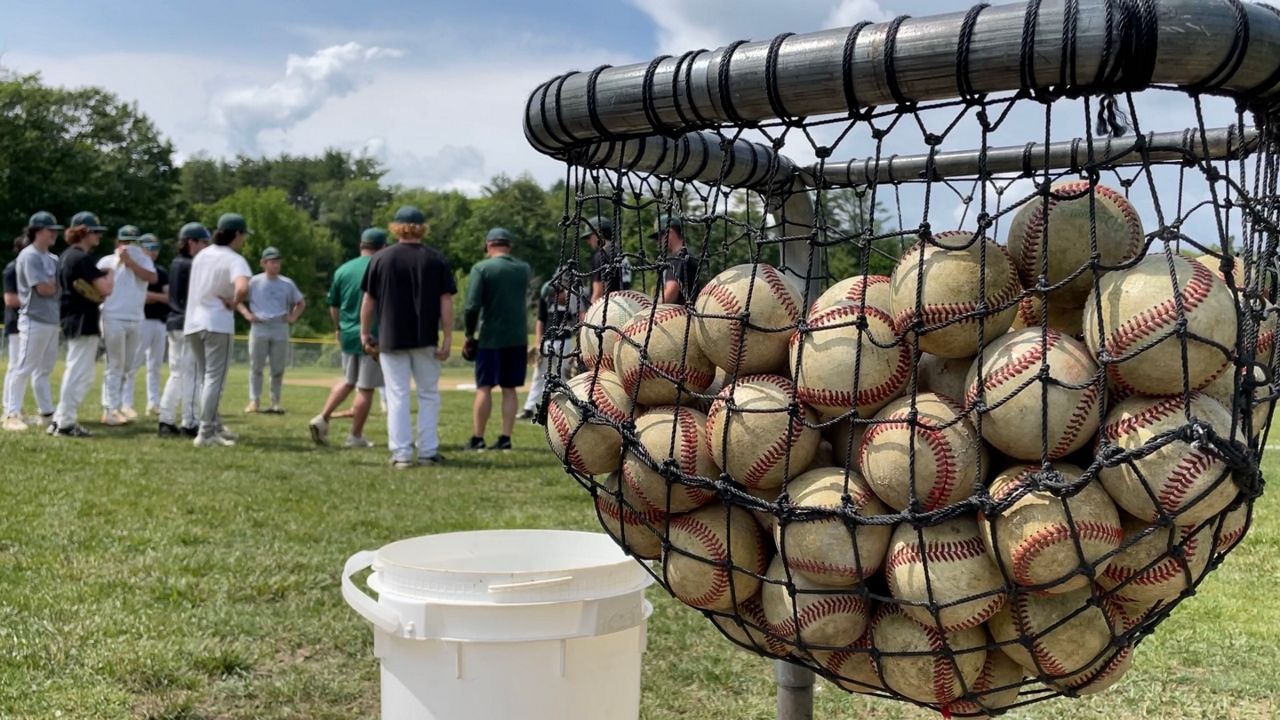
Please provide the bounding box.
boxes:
[475,346,528,388]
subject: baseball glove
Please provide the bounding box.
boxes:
[73,278,102,303]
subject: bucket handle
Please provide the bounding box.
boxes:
[487,575,574,593]
[342,551,402,635]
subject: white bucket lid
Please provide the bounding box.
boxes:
[369,530,653,605]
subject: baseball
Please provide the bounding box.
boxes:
[812,631,881,694]
[808,274,891,319]
[1096,517,1214,604]
[580,290,653,371]
[706,374,819,490]
[1009,295,1085,338]
[711,595,790,657]
[989,586,1121,678]
[980,463,1122,594]
[774,466,891,586]
[693,263,804,375]
[1047,601,1139,696]
[790,300,910,420]
[884,517,1006,632]
[916,353,974,406]
[594,472,665,560]
[613,304,717,406]
[890,231,1022,359]
[1213,502,1251,555]
[947,651,1025,716]
[761,555,870,652]
[1202,302,1276,436]
[1098,393,1243,526]
[964,328,1102,461]
[858,393,988,512]
[870,603,988,706]
[1083,253,1237,396]
[1006,180,1146,307]
[622,406,718,514]
[545,370,635,475]
[664,503,770,612]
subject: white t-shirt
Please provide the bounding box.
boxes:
[184,245,252,335]
[98,245,156,322]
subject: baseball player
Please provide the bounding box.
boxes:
[520,272,585,420]
[157,223,210,437]
[239,246,305,414]
[3,212,64,433]
[123,234,169,416]
[98,224,158,425]
[50,212,112,437]
[309,228,387,448]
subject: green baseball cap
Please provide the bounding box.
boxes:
[217,213,254,235]
[648,214,683,239]
[139,234,161,251]
[485,227,514,245]
[578,216,613,240]
[70,212,107,232]
[393,206,426,224]
[117,225,141,242]
[360,228,389,247]
[179,222,211,241]
[28,212,64,231]
[260,246,281,261]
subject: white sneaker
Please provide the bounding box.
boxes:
[194,434,236,448]
[100,410,126,427]
[344,435,373,449]
[309,415,329,446]
[2,414,29,432]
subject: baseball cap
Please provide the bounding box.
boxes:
[579,216,613,240]
[648,214,683,240]
[260,246,282,261]
[70,212,108,232]
[139,234,161,251]
[393,206,426,224]
[485,227,515,245]
[217,213,254,235]
[117,225,141,242]
[28,211,64,231]
[179,222,212,241]
[360,228,389,247]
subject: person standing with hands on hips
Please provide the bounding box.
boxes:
[185,213,253,448]
[97,224,158,425]
[3,212,64,433]
[462,228,531,451]
[360,206,455,469]
[239,247,305,414]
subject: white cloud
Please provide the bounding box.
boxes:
[362,139,488,195]
[630,0,889,55]
[211,43,404,154]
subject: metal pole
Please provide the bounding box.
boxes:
[775,660,816,720]
[773,185,822,307]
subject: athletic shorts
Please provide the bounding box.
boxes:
[342,352,384,390]
[475,346,528,389]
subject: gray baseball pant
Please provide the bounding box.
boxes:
[248,322,290,405]
[188,330,232,439]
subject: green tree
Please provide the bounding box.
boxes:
[0,71,180,261]
[199,188,341,335]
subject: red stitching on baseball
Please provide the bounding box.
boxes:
[1156,449,1217,516]
[964,333,1056,408]
[809,275,890,317]
[622,360,716,397]
[1101,396,1184,440]
[797,305,910,411]
[894,240,1020,334]
[548,400,590,474]
[669,514,732,609]
[787,554,876,581]
[1104,260,1215,377]
[768,593,867,640]
[885,537,988,574]
[1012,593,1069,677]
[1010,520,1123,586]
[859,411,960,511]
[760,264,801,322]
[1100,533,1199,592]
[1051,380,1101,458]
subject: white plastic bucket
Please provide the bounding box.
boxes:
[343,530,654,720]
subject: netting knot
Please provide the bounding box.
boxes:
[924,133,944,147]
[814,145,832,159]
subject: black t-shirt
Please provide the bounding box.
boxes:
[589,246,625,294]
[537,288,582,341]
[361,243,457,352]
[144,265,170,322]
[59,246,107,338]
[167,256,193,332]
[3,261,18,336]
[660,251,700,305]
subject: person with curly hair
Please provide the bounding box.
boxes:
[50,212,113,437]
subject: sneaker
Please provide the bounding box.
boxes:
[39,413,54,428]
[181,425,199,438]
[54,423,92,438]
[3,414,29,432]
[46,421,58,435]
[121,407,139,422]
[216,426,239,442]
[158,422,183,437]
[244,401,259,414]
[264,405,285,415]
[100,410,126,426]
[391,458,416,470]
[519,408,535,421]
[418,454,447,465]
[493,436,513,451]
[309,415,330,446]
[194,434,236,448]
[21,414,41,427]
[344,435,373,449]
[147,405,160,416]
[464,437,487,452]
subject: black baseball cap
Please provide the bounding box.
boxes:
[393,206,426,224]
[648,214,683,239]
[579,216,613,240]
[217,213,254,235]
[361,227,389,247]
[179,222,212,241]
[486,227,514,245]
[70,212,107,232]
[28,211,64,231]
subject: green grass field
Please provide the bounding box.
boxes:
[0,365,1276,719]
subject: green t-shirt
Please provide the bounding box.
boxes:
[464,254,532,349]
[327,255,372,355]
